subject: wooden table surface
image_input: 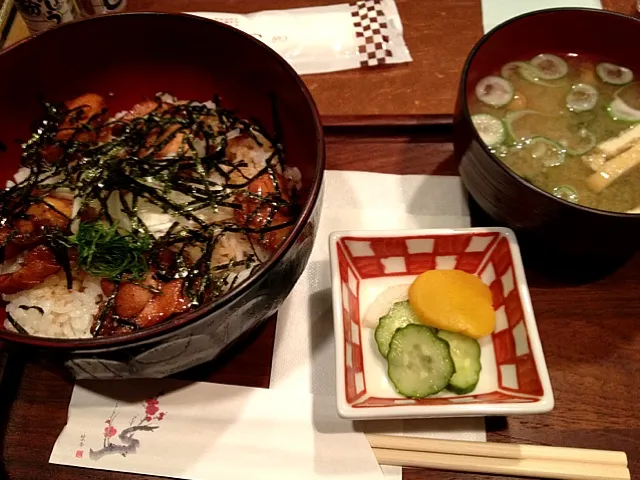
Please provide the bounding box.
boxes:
[4,0,639,121]
[2,2,640,480]
[2,130,640,480]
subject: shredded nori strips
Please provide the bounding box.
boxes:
[0,93,299,336]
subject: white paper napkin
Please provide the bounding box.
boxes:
[50,380,384,480]
[481,0,602,33]
[270,171,486,479]
[50,171,486,480]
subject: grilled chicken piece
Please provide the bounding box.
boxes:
[0,245,61,294]
[42,93,107,162]
[57,93,107,142]
[100,278,116,297]
[114,275,160,319]
[143,123,186,158]
[134,280,190,328]
[124,99,169,120]
[234,172,294,252]
[24,196,72,228]
[0,196,73,259]
[121,100,187,159]
[3,196,72,239]
[97,275,189,335]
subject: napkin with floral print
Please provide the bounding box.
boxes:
[50,380,384,480]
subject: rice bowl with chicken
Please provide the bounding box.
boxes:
[0,92,302,339]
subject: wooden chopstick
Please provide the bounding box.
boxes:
[371,448,631,480]
[366,434,628,466]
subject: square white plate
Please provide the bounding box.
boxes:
[329,227,554,420]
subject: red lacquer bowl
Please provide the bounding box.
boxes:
[0,13,325,378]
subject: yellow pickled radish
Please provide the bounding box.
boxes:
[408,270,496,339]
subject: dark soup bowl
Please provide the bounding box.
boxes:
[454,8,640,261]
[0,13,324,378]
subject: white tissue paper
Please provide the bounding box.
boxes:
[190,0,412,75]
[481,0,602,33]
[270,170,487,480]
[50,172,486,480]
[50,380,384,480]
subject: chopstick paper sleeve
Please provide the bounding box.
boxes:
[190,0,412,75]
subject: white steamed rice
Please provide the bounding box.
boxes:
[3,270,103,338]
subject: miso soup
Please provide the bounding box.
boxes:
[469,53,640,213]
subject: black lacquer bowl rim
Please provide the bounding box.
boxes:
[458,7,640,219]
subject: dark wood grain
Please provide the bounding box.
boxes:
[2,2,640,480]
[4,0,638,121]
[121,0,637,121]
[2,131,640,480]
[124,0,482,120]
[0,346,5,382]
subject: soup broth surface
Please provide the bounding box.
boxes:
[469,53,640,213]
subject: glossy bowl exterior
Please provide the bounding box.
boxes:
[454,9,640,258]
[0,13,325,378]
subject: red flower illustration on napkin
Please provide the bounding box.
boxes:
[145,403,159,416]
[90,395,167,461]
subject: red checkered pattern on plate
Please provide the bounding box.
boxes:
[337,241,367,403]
[344,232,499,278]
[478,237,544,397]
[336,232,545,408]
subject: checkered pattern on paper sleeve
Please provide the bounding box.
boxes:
[207,16,241,29]
[337,242,367,404]
[349,0,393,67]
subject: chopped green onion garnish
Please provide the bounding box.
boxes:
[552,185,579,203]
[67,222,151,281]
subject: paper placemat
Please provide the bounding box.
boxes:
[481,0,602,33]
[50,380,384,480]
[269,170,486,479]
[50,171,486,480]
